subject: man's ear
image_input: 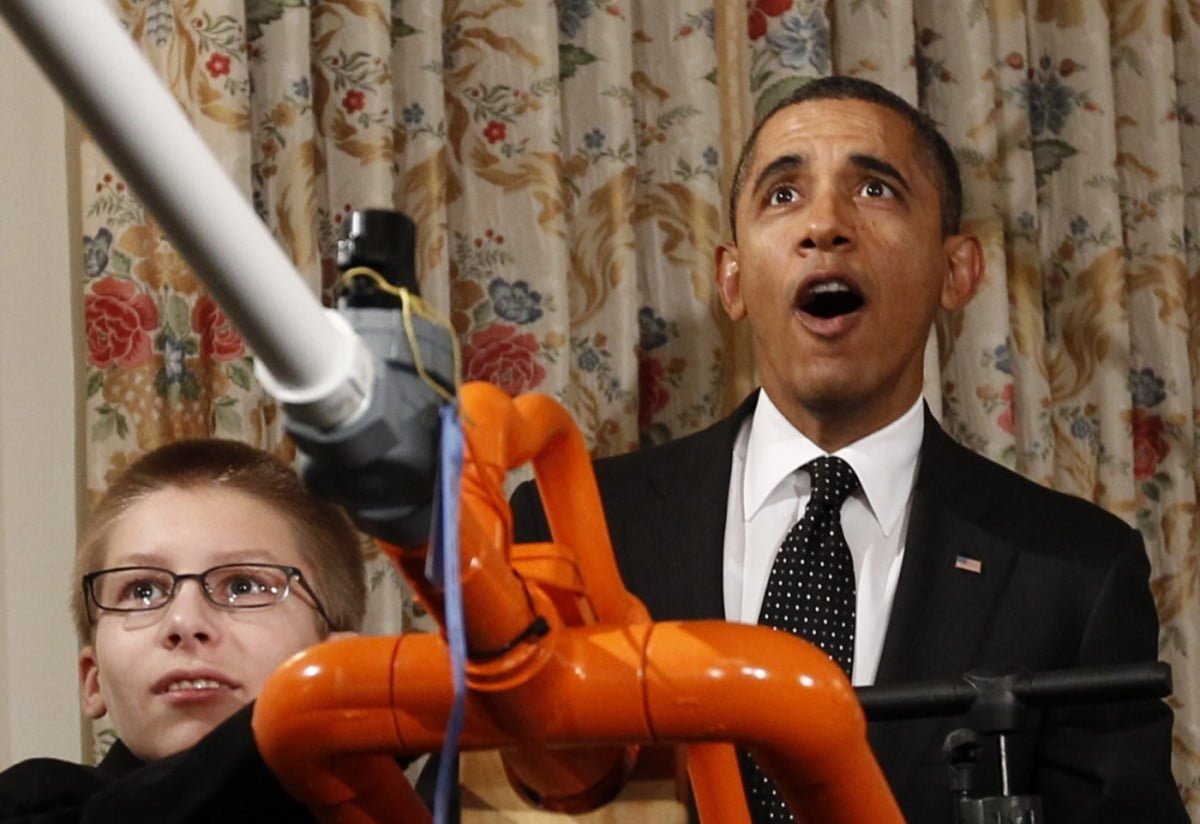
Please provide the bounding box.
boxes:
[715,243,746,321]
[79,645,107,719]
[941,232,984,312]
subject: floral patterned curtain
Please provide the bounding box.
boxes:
[79,0,1198,810]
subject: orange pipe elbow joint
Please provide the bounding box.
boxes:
[644,621,903,823]
[252,635,428,824]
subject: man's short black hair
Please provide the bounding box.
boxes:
[728,76,963,240]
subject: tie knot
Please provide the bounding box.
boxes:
[804,456,859,509]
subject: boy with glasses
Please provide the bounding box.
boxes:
[1,439,369,820]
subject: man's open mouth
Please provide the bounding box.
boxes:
[796,279,865,319]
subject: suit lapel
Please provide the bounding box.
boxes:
[618,394,758,621]
[869,412,1018,795]
[644,441,730,620]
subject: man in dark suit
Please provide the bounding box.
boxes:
[512,76,1186,822]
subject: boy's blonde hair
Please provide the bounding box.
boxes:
[71,439,368,643]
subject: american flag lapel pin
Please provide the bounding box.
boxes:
[954,555,983,574]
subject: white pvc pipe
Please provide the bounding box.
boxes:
[1,0,370,428]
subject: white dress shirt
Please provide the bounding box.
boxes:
[722,391,924,686]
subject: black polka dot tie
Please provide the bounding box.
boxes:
[739,455,860,822]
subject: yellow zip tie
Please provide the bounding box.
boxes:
[339,266,462,404]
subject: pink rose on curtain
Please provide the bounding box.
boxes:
[483,120,507,144]
[1131,409,1168,480]
[85,277,158,368]
[191,294,245,362]
[463,323,545,396]
[748,0,792,40]
[638,357,671,430]
[205,53,231,78]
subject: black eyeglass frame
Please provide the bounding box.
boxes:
[82,562,334,629]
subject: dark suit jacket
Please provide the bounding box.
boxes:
[510,393,1186,823]
[0,705,318,823]
[0,704,444,823]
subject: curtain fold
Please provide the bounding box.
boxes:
[76,0,1198,811]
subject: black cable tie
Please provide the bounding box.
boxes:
[468,615,551,662]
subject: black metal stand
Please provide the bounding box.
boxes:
[856,662,1172,823]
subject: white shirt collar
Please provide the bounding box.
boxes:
[742,391,924,537]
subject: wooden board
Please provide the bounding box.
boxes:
[460,748,689,822]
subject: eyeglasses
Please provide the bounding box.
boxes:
[82,563,332,627]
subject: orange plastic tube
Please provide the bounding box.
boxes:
[643,622,899,822]
[256,621,899,821]
[453,384,648,630]
[453,383,645,806]
[508,391,647,626]
[686,743,751,823]
[252,634,430,824]
[254,383,902,822]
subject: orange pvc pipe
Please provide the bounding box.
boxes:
[469,620,897,822]
[454,384,648,630]
[453,383,647,806]
[643,622,900,822]
[256,622,899,822]
[509,391,648,626]
[686,743,752,824]
[252,635,429,824]
[254,383,902,822]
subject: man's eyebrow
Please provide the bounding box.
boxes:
[849,153,910,193]
[747,152,913,201]
[748,153,805,200]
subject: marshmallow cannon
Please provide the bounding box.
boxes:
[1,1,901,820]
[253,379,901,823]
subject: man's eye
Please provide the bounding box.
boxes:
[767,185,798,206]
[860,179,895,199]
